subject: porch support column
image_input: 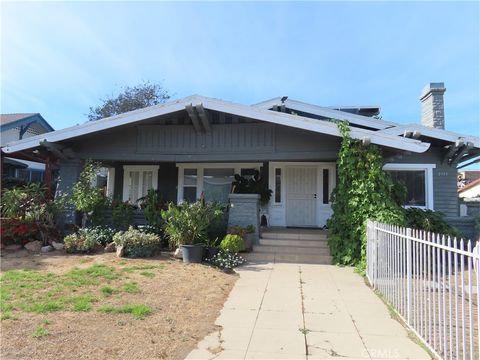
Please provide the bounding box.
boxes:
[228,194,261,244]
[56,159,83,228]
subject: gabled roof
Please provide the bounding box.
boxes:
[0,113,54,132]
[253,97,396,130]
[0,113,37,125]
[378,123,479,148]
[2,95,431,154]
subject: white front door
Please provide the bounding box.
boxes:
[286,166,317,227]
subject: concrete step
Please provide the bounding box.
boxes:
[262,231,327,241]
[259,238,329,248]
[244,252,332,265]
[253,245,330,256]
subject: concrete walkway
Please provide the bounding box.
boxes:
[186,263,430,360]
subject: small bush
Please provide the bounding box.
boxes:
[113,227,161,258]
[404,208,462,238]
[206,250,246,270]
[83,226,115,246]
[220,234,244,253]
[111,201,134,230]
[64,229,98,253]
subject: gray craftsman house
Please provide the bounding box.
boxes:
[2,83,479,245]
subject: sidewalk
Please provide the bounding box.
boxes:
[186,262,430,360]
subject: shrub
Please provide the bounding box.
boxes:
[206,250,245,271]
[113,226,161,258]
[138,189,165,232]
[83,226,115,246]
[404,208,462,238]
[64,229,98,253]
[0,219,37,245]
[111,201,134,230]
[71,160,108,227]
[231,170,272,205]
[206,202,228,243]
[245,225,256,234]
[227,225,246,238]
[161,201,211,247]
[1,183,65,245]
[220,234,244,253]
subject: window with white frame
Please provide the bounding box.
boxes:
[122,165,159,203]
[177,163,262,204]
[383,163,435,209]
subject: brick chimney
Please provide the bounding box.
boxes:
[420,82,446,129]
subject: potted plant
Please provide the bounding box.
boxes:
[228,225,252,252]
[161,201,210,263]
[204,237,220,259]
[231,170,272,206]
[244,225,255,252]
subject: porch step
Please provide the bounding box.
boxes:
[253,245,330,256]
[259,238,329,248]
[247,228,331,264]
[244,252,332,265]
[261,231,327,241]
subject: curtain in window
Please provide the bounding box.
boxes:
[203,168,234,203]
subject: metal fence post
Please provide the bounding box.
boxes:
[406,227,412,325]
[373,220,378,289]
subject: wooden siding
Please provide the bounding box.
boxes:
[136,124,275,154]
[73,123,341,162]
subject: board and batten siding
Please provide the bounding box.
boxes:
[72,123,341,162]
[384,148,458,217]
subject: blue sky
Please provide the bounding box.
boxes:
[1,1,479,140]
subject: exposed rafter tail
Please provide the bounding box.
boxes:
[185,104,203,134]
[195,103,211,133]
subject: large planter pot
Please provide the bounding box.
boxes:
[243,233,254,252]
[181,244,204,263]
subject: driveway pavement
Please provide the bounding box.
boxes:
[186,262,430,360]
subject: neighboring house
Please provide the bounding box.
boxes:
[458,170,480,189]
[459,179,480,199]
[1,113,54,185]
[1,83,479,230]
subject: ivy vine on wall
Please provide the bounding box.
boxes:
[327,121,405,269]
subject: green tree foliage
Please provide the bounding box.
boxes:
[327,121,405,269]
[88,81,170,121]
[71,160,107,227]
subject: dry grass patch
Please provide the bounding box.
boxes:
[0,252,237,359]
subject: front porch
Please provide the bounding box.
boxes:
[95,160,337,229]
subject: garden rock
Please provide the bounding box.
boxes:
[116,245,124,257]
[174,247,183,259]
[41,245,53,253]
[105,242,116,252]
[51,241,64,250]
[24,241,42,252]
[4,244,22,251]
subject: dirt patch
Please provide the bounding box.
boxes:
[0,252,237,360]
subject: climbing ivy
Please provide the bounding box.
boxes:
[327,121,405,269]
